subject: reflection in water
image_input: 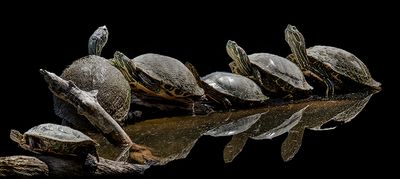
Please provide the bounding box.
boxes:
[252,106,307,140]
[92,91,376,165]
[281,92,374,161]
[204,105,309,162]
[204,112,266,137]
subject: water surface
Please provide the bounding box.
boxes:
[92,92,376,165]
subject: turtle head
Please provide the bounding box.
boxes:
[111,51,137,84]
[226,40,246,65]
[284,25,309,70]
[113,51,131,63]
[10,129,24,144]
[285,25,306,50]
[226,40,254,77]
[88,25,109,56]
[112,51,163,95]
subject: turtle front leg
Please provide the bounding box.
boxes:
[229,62,238,74]
[324,78,335,97]
[303,70,324,83]
[303,70,334,97]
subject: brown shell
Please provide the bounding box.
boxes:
[134,53,204,97]
[21,123,97,155]
[53,55,131,129]
[307,46,381,88]
[249,53,313,90]
[202,72,268,102]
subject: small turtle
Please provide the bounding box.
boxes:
[10,123,99,161]
[226,40,313,98]
[53,26,131,129]
[285,24,381,97]
[185,63,268,108]
[111,51,205,105]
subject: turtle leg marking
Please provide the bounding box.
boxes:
[324,78,335,97]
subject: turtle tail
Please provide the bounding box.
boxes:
[226,40,254,77]
[10,129,23,143]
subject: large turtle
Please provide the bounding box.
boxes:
[53,26,131,130]
[10,123,99,160]
[284,24,381,97]
[185,62,268,109]
[111,51,205,106]
[226,40,313,98]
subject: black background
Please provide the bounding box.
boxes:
[1,2,396,177]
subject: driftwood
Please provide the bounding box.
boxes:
[0,155,148,177]
[0,155,49,177]
[40,69,157,163]
[40,69,132,147]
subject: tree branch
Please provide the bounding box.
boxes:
[40,69,133,147]
[40,69,157,163]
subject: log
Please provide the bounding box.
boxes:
[0,155,148,177]
[40,69,157,163]
[0,155,48,177]
[38,154,148,176]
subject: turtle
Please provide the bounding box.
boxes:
[111,51,205,106]
[185,62,268,109]
[10,123,99,161]
[284,24,381,97]
[226,40,313,98]
[53,26,131,130]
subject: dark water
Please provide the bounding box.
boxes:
[1,4,395,177]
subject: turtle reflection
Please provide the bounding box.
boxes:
[281,92,374,161]
[203,104,309,163]
[93,91,376,165]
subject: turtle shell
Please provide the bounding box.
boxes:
[134,53,204,97]
[306,46,381,88]
[53,55,131,129]
[22,123,97,155]
[248,53,313,90]
[202,72,268,102]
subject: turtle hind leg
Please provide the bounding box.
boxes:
[77,145,99,162]
[90,147,100,162]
